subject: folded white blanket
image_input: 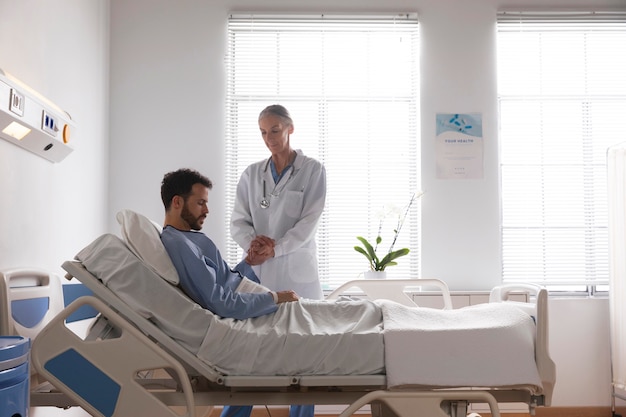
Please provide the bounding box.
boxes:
[378,300,543,391]
[198,299,385,376]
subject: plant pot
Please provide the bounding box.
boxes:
[363,270,387,280]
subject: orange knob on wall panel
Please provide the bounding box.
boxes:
[63,124,70,143]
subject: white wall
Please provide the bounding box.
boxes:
[549,298,614,406]
[0,0,110,277]
[0,1,110,416]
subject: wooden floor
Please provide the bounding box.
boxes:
[205,406,626,417]
[478,408,624,417]
[499,408,626,417]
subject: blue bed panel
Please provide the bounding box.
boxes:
[11,297,49,328]
[44,348,120,417]
[62,284,98,323]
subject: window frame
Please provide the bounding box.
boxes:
[224,13,422,290]
[497,10,626,295]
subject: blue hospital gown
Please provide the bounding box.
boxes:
[160,225,278,320]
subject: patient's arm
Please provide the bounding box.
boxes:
[161,227,279,319]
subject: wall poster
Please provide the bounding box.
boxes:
[435,113,483,179]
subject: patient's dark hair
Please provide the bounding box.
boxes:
[161,168,213,210]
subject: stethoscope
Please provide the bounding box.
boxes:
[260,154,297,209]
[260,179,270,209]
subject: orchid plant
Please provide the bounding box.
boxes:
[354,192,422,271]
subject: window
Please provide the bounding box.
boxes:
[225,14,420,289]
[497,11,626,293]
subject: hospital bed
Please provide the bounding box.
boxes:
[22,214,555,417]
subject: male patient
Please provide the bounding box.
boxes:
[160,168,299,320]
[160,168,308,417]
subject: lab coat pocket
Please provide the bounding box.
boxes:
[284,190,304,218]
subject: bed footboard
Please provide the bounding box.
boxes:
[490,283,557,407]
[31,296,195,417]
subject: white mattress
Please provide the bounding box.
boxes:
[76,234,542,389]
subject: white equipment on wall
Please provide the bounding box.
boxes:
[0,68,75,163]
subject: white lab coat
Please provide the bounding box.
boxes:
[231,149,326,300]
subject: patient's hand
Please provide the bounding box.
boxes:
[245,249,273,265]
[276,290,299,304]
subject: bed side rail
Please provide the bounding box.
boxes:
[534,287,556,407]
[31,295,195,417]
[326,278,453,309]
[489,283,557,407]
[61,260,225,384]
[0,268,65,338]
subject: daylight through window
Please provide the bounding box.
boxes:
[497,11,626,293]
[225,14,421,289]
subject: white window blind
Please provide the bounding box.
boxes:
[497,11,626,290]
[225,14,421,290]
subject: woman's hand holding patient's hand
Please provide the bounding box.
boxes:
[245,235,275,265]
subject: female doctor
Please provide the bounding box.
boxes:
[230,104,326,301]
[225,105,325,417]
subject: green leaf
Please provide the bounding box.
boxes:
[354,246,371,261]
[356,236,376,260]
[378,248,410,270]
[355,237,380,269]
[378,261,398,270]
[354,246,376,270]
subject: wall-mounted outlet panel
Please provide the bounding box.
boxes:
[9,89,24,116]
[42,110,58,136]
[0,69,75,163]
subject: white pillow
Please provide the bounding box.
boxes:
[116,209,180,284]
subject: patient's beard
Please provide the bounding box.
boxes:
[181,205,204,231]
